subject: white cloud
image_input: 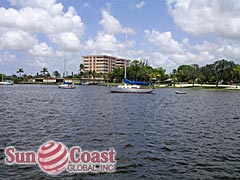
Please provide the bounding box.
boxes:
[0,2,84,53]
[167,0,240,39]
[29,57,48,68]
[191,41,219,52]
[0,6,84,36]
[144,29,216,70]
[84,9,136,55]
[64,6,84,37]
[8,0,64,15]
[50,32,81,51]
[0,51,16,62]
[56,51,72,57]
[0,30,37,50]
[136,1,146,9]
[216,43,240,60]
[146,52,177,69]
[99,10,134,35]
[86,31,124,52]
[145,30,183,53]
[0,0,86,75]
[99,10,122,34]
[29,42,54,57]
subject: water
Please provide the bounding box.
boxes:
[0,85,240,180]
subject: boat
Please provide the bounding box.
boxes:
[175,91,186,94]
[110,64,154,93]
[111,83,153,93]
[58,59,76,89]
[81,80,89,85]
[0,81,13,85]
[0,74,13,85]
[58,81,76,89]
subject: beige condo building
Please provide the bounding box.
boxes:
[82,55,130,73]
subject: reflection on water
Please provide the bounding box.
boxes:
[0,85,240,179]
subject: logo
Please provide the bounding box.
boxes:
[4,141,116,175]
[37,141,69,174]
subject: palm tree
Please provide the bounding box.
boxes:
[191,64,200,87]
[41,67,49,77]
[22,74,27,83]
[172,69,177,87]
[79,63,84,72]
[92,70,98,78]
[233,65,240,88]
[53,71,61,78]
[17,68,24,77]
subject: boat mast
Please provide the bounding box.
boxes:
[124,31,128,80]
[124,62,127,79]
[1,57,3,82]
[63,58,66,78]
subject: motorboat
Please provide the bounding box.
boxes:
[58,81,76,89]
[81,80,89,85]
[175,91,186,94]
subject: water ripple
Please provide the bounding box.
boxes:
[0,85,240,179]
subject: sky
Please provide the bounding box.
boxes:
[1,0,240,75]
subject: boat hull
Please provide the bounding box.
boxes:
[110,87,153,93]
[58,84,76,89]
[175,91,186,94]
[0,82,13,85]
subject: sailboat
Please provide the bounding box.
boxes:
[58,81,76,89]
[0,74,13,85]
[57,59,76,89]
[110,64,154,93]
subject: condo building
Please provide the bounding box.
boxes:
[82,55,130,73]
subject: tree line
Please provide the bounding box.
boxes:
[108,59,240,87]
[1,59,240,86]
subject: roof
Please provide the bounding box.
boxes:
[82,55,131,61]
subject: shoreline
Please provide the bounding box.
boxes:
[7,83,240,90]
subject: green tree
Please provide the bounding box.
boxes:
[108,67,124,83]
[200,64,216,83]
[79,63,85,77]
[79,63,84,72]
[191,64,201,86]
[16,68,24,77]
[176,69,184,83]
[41,67,49,77]
[177,64,200,86]
[214,59,235,86]
[233,65,240,87]
[152,67,166,82]
[53,71,61,78]
[172,69,177,87]
[128,59,153,81]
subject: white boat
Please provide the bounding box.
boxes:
[81,80,89,85]
[111,84,153,93]
[175,91,186,94]
[58,82,76,89]
[110,64,154,93]
[0,81,13,85]
[58,59,76,89]
[0,74,13,85]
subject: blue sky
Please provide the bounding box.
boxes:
[0,0,240,75]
